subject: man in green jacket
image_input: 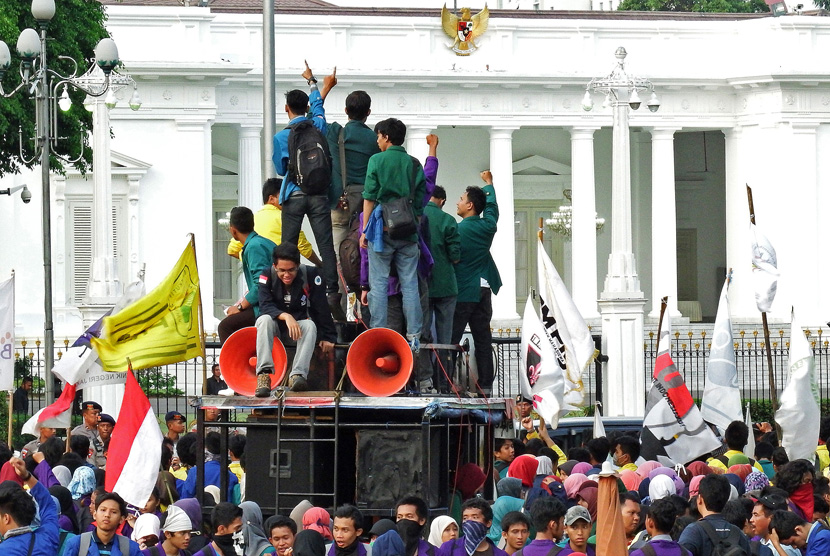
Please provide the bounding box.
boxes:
[451,171,502,394]
[424,185,461,392]
[218,206,277,344]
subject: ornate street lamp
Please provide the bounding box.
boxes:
[0,0,140,402]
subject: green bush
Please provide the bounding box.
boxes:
[136,367,184,396]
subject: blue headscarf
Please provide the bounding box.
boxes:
[68,466,96,500]
[373,530,405,556]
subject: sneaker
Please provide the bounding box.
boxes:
[255,373,272,398]
[407,334,420,354]
[289,374,309,392]
[327,292,347,322]
[418,379,437,395]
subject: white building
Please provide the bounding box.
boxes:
[1,2,829,403]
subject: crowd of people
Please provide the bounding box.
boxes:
[3,390,830,556]
[214,63,501,398]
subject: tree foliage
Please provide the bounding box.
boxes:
[0,0,108,177]
[618,0,769,12]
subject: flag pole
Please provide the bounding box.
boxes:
[6,270,14,447]
[189,234,209,396]
[538,217,544,242]
[746,186,779,419]
[656,296,668,342]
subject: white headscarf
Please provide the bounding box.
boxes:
[163,506,193,533]
[132,513,161,542]
[535,456,553,477]
[53,465,72,487]
[428,516,458,548]
[648,474,676,501]
[204,485,220,504]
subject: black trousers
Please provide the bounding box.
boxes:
[451,287,494,389]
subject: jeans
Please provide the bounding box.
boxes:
[367,235,422,337]
[281,192,338,294]
[388,274,432,381]
[451,288,494,389]
[429,295,457,389]
[255,315,317,378]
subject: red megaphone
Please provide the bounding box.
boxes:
[346,328,413,397]
[218,327,287,396]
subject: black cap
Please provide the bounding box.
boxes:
[515,395,533,404]
[81,401,102,412]
[165,410,185,423]
[99,414,116,425]
[757,494,787,512]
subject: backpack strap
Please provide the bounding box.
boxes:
[117,534,131,556]
[640,543,657,556]
[26,533,36,556]
[514,550,522,556]
[151,546,163,556]
[545,546,563,556]
[696,520,723,547]
[79,532,94,556]
[749,540,761,556]
[338,126,348,193]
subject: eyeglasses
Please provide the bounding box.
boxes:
[275,266,299,275]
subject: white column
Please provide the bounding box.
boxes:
[489,126,519,320]
[127,175,141,283]
[569,126,600,319]
[406,126,433,164]
[723,126,752,317]
[86,100,122,301]
[598,94,645,417]
[53,176,67,311]
[648,127,681,318]
[238,126,263,210]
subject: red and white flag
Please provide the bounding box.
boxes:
[21,382,77,435]
[105,368,162,507]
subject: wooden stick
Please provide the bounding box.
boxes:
[747,185,779,439]
[7,391,12,447]
[189,234,209,396]
[656,296,669,344]
[537,217,544,242]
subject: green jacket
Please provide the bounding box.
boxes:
[424,201,461,298]
[455,184,502,303]
[363,146,426,216]
[326,119,380,209]
[242,231,277,316]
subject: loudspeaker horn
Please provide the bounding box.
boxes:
[346,328,413,397]
[219,327,287,396]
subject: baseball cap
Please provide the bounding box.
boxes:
[81,401,102,412]
[564,506,591,526]
[757,494,787,512]
[515,395,533,404]
[99,414,116,425]
[165,410,185,423]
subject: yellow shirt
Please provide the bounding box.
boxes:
[229,460,244,482]
[619,462,638,472]
[227,204,314,259]
[816,444,829,473]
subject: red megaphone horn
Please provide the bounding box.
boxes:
[346,328,413,397]
[218,327,287,396]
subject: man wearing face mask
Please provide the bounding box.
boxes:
[395,496,434,556]
[194,503,245,556]
[437,499,508,556]
[612,436,639,472]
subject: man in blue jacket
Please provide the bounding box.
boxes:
[771,510,830,556]
[0,456,58,556]
[61,492,141,556]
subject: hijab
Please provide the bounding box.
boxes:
[729,464,753,482]
[535,456,553,477]
[576,482,598,522]
[496,477,522,499]
[635,461,661,479]
[373,530,405,556]
[173,498,203,532]
[723,474,746,496]
[687,461,712,477]
[689,475,704,497]
[428,516,457,548]
[163,505,193,533]
[620,470,641,492]
[241,501,273,556]
[291,500,314,531]
[50,485,80,533]
[132,513,161,542]
[53,465,72,487]
[507,455,538,488]
[572,462,593,476]
[294,529,327,556]
[564,473,588,499]
[648,475,676,501]
[744,471,770,493]
[303,507,333,540]
[455,463,487,499]
[558,460,578,477]
[68,466,96,500]
[648,467,684,495]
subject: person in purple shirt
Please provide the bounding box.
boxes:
[438,498,507,556]
[629,499,690,556]
[326,505,371,556]
[558,506,594,556]
[395,495,435,556]
[516,497,566,556]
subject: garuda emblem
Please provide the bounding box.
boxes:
[441,4,489,56]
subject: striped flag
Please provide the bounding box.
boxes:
[105,367,163,507]
[775,309,820,462]
[0,275,14,391]
[641,309,721,465]
[750,223,778,313]
[701,277,742,434]
[21,382,77,435]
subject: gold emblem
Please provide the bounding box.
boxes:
[441,4,489,56]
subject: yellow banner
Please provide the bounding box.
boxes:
[92,241,203,372]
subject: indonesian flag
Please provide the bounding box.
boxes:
[701,276,742,435]
[105,368,163,507]
[641,308,721,465]
[21,383,77,435]
[775,309,820,462]
[750,223,778,313]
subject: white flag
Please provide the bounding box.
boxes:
[536,241,595,412]
[0,275,14,391]
[593,402,606,439]
[51,346,126,391]
[750,223,778,313]
[744,402,756,460]
[775,309,820,462]
[701,278,742,435]
[520,297,563,428]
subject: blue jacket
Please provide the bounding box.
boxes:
[179,460,239,501]
[61,531,141,556]
[806,522,830,556]
[0,482,59,556]
[273,88,327,205]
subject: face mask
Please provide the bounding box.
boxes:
[461,520,488,556]
[613,455,623,467]
[214,532,244,556]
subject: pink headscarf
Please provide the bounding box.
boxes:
[303,507,333,540]
[572,462,593,475]
[564,473,589,499]
[620,470,642,492]
[636,461,662,479]
[689,475,704,497]
[577,482,599,522]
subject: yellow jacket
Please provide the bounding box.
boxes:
[227,204,314,259]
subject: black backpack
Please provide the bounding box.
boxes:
[698,520,748,556]
[287,119,332,195]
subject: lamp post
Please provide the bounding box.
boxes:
[0,0,139,402]
[581,47,660,417]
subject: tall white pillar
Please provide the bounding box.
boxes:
[648,127,680,318]
[598,95,646,417]
[569,126,600,319]
[86,100,122,301]
[238,126,263,210]
[723,126,751,317]
[489,127,519,321]
[406,126,434,164]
